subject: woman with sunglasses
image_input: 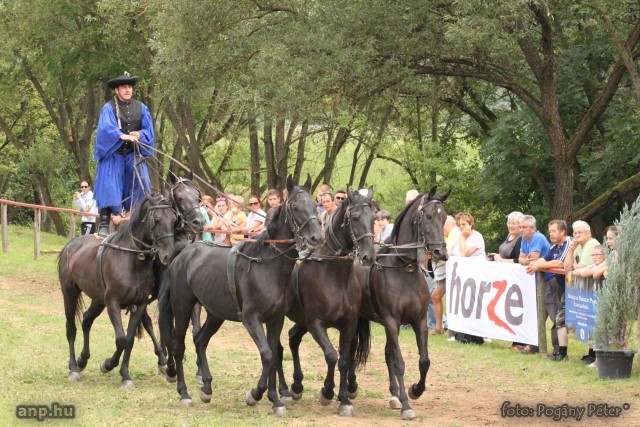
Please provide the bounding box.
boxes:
[72,181,98,235]
[245,194,267,234]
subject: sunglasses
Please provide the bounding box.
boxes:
[249,202,259,206]
[335,196,345,200]
[80,185,88,188]
[216,196,226,201]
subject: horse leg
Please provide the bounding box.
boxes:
[276,339,293,401]
[409,317,430,400]
[346,334,359,399]
[117,303,149,388]
[62,284,82,382]
[77,299,105,372]
[172,296,197,405]
[265,319,286,416]
[384,324,415,420]
[242,316,285,416]
[336,324,357,417]
[140,309,168,374]
[193,312,224,404]
[190,303,203,384]
[101,300,126,377]
[307,320,338,406]
[288,323,308,400]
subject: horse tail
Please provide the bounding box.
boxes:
[352,315,371,371]
[157,270,174,357]
[58,244,85,325]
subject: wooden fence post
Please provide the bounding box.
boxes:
[536,271,547,355]
[69,214,76,240]
[34,208,41,260]
[1,202,7,253]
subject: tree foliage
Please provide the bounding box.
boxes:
[0,0,639,241]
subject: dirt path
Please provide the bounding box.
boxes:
[2,275,639,426]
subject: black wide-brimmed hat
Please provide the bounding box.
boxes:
[106,72,139,89]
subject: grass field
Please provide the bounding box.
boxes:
[1,225,639,426]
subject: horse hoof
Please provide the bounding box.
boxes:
[348,389,358,400]
[389,396,402,409]
[121,380,134,390]
[292,392,303,401]
[180,398,193,407]
[319,390,332,406]
[166,374,177,384]
[272,406,286,417]
[401,409,417,420]
[68,372,81,382]
[408,385,420,400]
[339,404,354,417]
[195,374,203,386]
[157,364,168,376]
[99,360,109,374]
[200,391,211,403]
[245,390,257,406]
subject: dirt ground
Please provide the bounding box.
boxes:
[3,275,639,427]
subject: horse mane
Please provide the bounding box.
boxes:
[388,194,421,243]
[235,203,284,258]
[118,193,160,235]
[265,203,283,239]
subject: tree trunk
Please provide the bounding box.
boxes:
[34,172,65,236]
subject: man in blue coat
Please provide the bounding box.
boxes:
[94,72,155,237]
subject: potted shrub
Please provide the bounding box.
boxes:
[593,196,640,379]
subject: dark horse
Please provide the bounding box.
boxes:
[351,186,449,419]
[280,186,376,416]
[158,175,324,416]
[59,193,179,388]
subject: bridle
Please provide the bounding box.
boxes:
[283,188,321,252]
[375,196,446,269]
[324,199,374,258]
[168,177,202,234]
[102,198,176,260]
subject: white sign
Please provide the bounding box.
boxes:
[446,256,538,345]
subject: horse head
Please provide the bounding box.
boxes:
[284,174,324,252]
[418,186,450,262]
[142,193,178,265]
[341,186,375,266]
[167,173,205,234]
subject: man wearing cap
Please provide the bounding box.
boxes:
[94,72,155,238]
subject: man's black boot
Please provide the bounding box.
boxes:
[97,208,111,238]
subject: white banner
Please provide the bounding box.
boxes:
[446,256,538,345]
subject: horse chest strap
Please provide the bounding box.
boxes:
[226,249,243,319]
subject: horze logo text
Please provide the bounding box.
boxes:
[448,261,523,334]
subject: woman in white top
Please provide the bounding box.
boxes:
[245,194,267,234]
[72,180,98,235]
[453,212,485,257]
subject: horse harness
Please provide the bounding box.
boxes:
[292,199,374,309]
[96,202,175,290]
[225,191,318,319]
[363,197,445,322]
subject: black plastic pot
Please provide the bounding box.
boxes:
[595,349,636,380]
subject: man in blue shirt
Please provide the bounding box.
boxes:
[518,215,550,265]
[93,72,155,237]
[527,220,572,360]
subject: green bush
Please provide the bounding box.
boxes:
[593,196,640,350]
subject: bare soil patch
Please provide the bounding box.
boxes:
[2,275,639,426]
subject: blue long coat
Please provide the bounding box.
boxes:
[93,100,155,212]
